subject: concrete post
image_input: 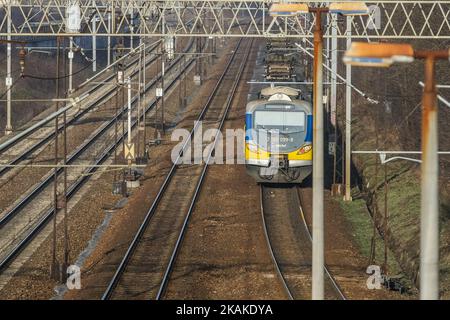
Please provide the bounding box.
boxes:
[5,3,13,135]
[68,37,74,93]
[127,77,132,166]
[312,11,324,300]
[92,14,97,72]
[107,10,111,66]
[420,56,439,300]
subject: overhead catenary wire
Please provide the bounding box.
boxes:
[295,41,379,105]
[22,61,93,80]
[0,67,20,78]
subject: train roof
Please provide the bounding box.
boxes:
[260,86,300,98]
[245,94,312,115]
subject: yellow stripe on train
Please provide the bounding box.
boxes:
[245,143,313,161]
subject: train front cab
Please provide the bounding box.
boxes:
[245,96,313,184]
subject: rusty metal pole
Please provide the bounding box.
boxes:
[419,55,439,300]
[311,9,325,300]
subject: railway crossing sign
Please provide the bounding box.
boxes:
[124,143,135,161]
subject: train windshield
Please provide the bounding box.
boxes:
[254,110,305,133]
[253,109,307,153]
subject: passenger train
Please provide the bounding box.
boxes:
[245,40,313,184]
[245,86,313,183]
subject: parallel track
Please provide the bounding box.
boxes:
[0,40,197,273]
[0,40,193,229]
[0,41,160,177]
[296,187,346,299]
[101,38,253,300]
[260,185,346,300]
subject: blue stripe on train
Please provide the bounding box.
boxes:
[245,113,252,141]
[305,115,313,142]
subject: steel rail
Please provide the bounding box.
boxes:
[259,185,294,300]
[155,39,254,300]
[296,188,346,300]
[0,40,194,229]
[0,42,197,272]
[0,42,160,176]
[101,38,245,300]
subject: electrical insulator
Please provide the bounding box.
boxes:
[19,48,27,76]
[115,43,125,84]
[164,36,175,60]
[66,1,81,33]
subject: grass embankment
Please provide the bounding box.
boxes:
[338,192,404,275]
[339,105,450,298]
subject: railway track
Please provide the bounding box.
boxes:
[0,40,197,273]
[101,38,253,300]
[0,40,160,179]
[0,40,194,228]
[260,185,346,300]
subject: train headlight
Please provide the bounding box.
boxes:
[297,144,312,155]
[247,142,258,152]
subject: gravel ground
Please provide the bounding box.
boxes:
[164,41,288,299]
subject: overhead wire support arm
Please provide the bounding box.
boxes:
[294,42,380,104]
